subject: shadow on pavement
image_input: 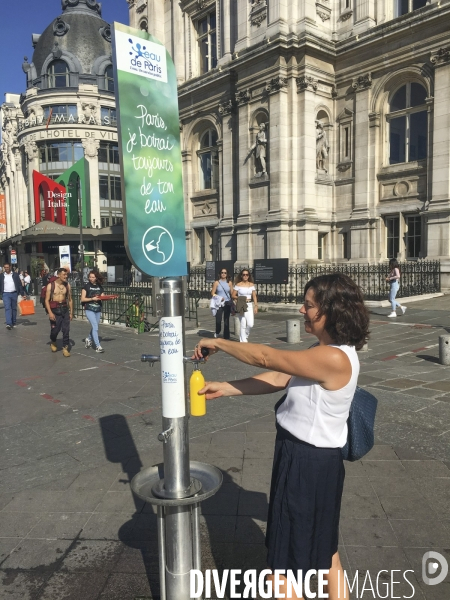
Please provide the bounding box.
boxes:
[99,414,269,598]
[99,414,160,598]
[415,354,441,364]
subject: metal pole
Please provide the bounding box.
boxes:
[160,277,193,599]
[78,177,84,280]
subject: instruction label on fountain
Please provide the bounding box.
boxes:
[159,316,185,418]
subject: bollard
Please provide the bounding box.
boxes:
[286,319,301,344]
[439,335,450,365]
[132,277,222,600]
[233,315,240,338]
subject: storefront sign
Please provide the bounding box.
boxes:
[112,22,187,277]
[0,193,6,235]
[59,245,72,273]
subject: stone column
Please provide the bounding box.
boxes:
[297,0,316,31]
[296,75,319,260]
[181,148,194,261]
[267,0,289,36]
[2,175,12,239]
[220,0,232,64]
[82,138,101,228]
[218,99,236,225]
[24,141,39,224]
[14,149,26,231]
[353,0,376,34]
[351,73,372,260]
[266,76,288,218]
[172,0,185,83]
[427,47,450,258]
[235,0,250,53]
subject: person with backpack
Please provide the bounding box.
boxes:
[44,267,73,356]
[40,272,57,312]
[81,270,105,353]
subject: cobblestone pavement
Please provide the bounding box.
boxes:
[0,296,450,599]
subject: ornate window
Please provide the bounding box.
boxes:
[318,233,327,260]
[197,129,219,190]
[43,105,77,123]
[39,141,83,171]
[406,215,421,258]
[99,142,122,227]
[47,60,69,88]
[197,10,217,74]
[104,65,115,92]
[394,0,426,18]
[100,106,117,126]
[388,83,427,165]
[386,216,400,258]
[139,18,148,32]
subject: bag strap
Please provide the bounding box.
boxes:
[218,281,231,301]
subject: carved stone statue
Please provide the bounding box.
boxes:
[82,138,100,158]
[316,120,330,173]
[245,123,268,177]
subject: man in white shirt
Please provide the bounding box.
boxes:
[0,263,24,329]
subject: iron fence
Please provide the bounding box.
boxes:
[187,261,441,303]
[70,283,200,329]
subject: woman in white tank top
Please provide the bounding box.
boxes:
[194,274,370,600]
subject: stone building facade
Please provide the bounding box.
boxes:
[127,0,450,270]
[0,0,127,273]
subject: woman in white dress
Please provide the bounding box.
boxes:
[232,268,258,342]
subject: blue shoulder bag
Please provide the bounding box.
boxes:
[340,386,378,462]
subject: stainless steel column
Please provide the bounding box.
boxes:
[160,277,193,599]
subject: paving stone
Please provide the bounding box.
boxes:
[382,378,428,389]
[0,571,50,600]
[38,571,109,600]
[340,495,387,519]
[389,519,450,547]
[0,512,42,538]
[98,572,157,600]
[340,517,399,546]
[59,540,124,572]
[1,539,74,570]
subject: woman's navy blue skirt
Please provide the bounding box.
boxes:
[265,424,345,572]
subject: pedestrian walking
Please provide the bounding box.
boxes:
[211,268,234,339]
[0,262,24,329]
[81,270,105,353]
[24,271,32,296]
[194,273,370,600]
[386,258,406,318]
[232,268,258,342]
[45,267,73,356]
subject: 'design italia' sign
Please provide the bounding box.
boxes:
[112,23,187,277]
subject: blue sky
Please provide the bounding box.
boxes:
[0,0,129,100]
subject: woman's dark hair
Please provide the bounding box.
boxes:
[389,259,400,273]
[235,268,254,284]
[89,270,103,285]
[304,273,370,350]
[216,268,232,283]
